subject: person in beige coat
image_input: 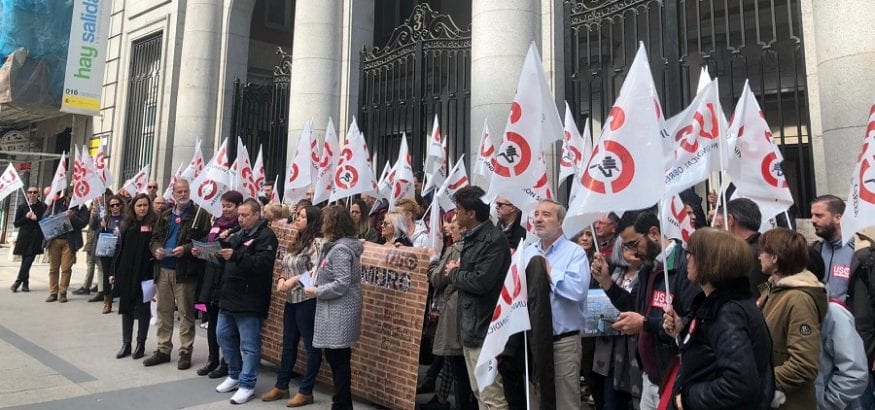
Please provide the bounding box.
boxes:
[757,228,828,410]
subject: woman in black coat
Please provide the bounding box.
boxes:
[193,190,242,378]
[663,228,774,410]
[109,194,157,359]
[11,187,46,292]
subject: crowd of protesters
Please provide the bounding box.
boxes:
[8,172,875,410]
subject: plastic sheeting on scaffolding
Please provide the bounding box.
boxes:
[0,0,74,125]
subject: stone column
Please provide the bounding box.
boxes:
[287,0,343,152]
[804,0,875,195]
[171,0,223,173]
[215,0,256,149]
[339,0,374,134]
[470,0,541,171]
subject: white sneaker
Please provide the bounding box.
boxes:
[216,377,239,393]
[230,387,255,405]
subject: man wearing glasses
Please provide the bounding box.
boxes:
[147,181,159,200]
[590,210,698,410]
[494,196,526,250]
[10,187,47,293]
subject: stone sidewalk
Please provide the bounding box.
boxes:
[0,257,381,409]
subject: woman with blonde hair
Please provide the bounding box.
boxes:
[394,198,427,247]
[380,212,412,247]
[264,203,289,225]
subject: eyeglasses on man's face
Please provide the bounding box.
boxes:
[495,202,512,209]
[26,190,38,194]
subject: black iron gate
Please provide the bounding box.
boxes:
[358,3,471,172]
[564,0,814,216]
[229,47,292,187]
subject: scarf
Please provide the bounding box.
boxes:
[208,216,238,241]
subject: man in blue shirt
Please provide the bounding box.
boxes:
[145,180,211,370]
[523,199,590,409]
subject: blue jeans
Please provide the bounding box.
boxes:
[217,312,264,390]
[276,299,322,394]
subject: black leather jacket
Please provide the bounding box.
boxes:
[671,277,774,410]
[449,220,511,347]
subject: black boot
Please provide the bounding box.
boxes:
[10,280,21,293]
[21,281,29,292]
[208,358,228,379]
[118,314,133,359]
[133,304,150,360]
[116,343,131,359]
[133,342,146,359]
[197,356,219,376]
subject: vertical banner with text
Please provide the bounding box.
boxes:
[61,0,112,116]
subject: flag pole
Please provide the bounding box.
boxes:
[590,223,600,254]
[655,201,672,300]
[523,332,532,410]
[716,119,730,231]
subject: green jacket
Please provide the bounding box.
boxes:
[149,201,211,283]
[758,270,828,410]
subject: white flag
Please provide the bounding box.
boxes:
[93,137,114,187]
[422,115,446,195]
[121,164,151,197]
[269,175,281,204]
[436,154,469,211]
[389,133,415,209]
[70,145,106,208]
[725,81,793,223]
[329,118,378,202]
[180,138,205,182]
[313,117,339,204]
[0,163,24,203]
[425,199,443,259]
[163,163,184,202]
[474,119,495,187]
[486,43,562,201]
[660,194,695,244]
[191,138,231,217]
[376,161,393,202]
[251,146,266,198]
[285,121,315,205]
[664,78,727,196]
[475,240,530,392]
[45,151,67,207]
[841,103,875,245]
[236,137,255,198]
[559,102,591,185]
[564,43,667,237]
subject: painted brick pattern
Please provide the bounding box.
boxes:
[263,220,429,410]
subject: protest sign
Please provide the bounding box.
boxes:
[262,221,429,410]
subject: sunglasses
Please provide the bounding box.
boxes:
[109,203,122,208]
[147,186,158,189]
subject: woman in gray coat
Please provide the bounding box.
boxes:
[304,205,362,410]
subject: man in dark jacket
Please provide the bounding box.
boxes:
[213,198,278,405]
[11,186,46,292]
[446,185,511,408]
[145,179,211,369]
[716,198,765,290]
[591,209,699,410]
[43,188,89,303]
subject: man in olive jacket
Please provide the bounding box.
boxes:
[144,180,210,369]
[446,185,511,408]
